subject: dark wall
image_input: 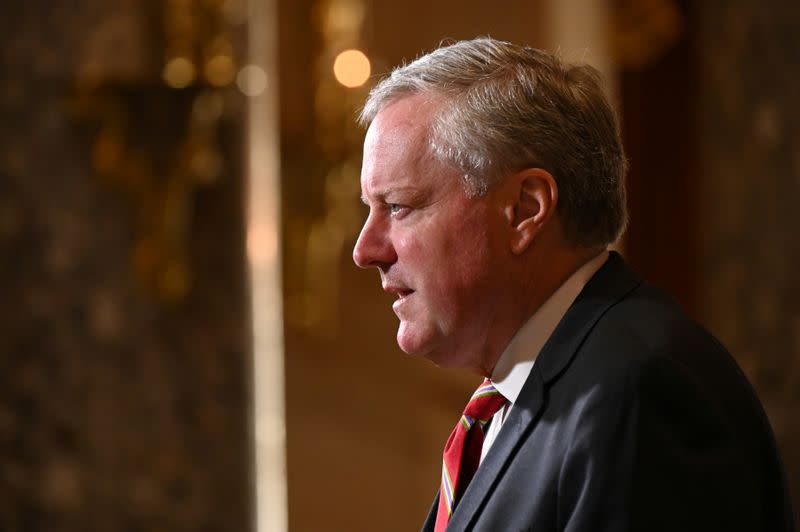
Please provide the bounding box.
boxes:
[695,0,800,520]
[0,2,253,530]
[622,0,799,521]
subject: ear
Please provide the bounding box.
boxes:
[509,168,558,254]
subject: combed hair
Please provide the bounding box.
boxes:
[359,37,628,247]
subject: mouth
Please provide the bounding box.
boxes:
[394,289,414,300]
[383,285,414,300]
[389,288,414,314]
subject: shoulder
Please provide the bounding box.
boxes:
[586,280,743,388]
[559,279,767,446]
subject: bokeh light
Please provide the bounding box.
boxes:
[163,57,196,88]
[237,64,268,97]
[205,54,236,87]
[332,49,370,88]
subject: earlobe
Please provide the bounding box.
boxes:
[510,219,537,255]
[509,168,558,255]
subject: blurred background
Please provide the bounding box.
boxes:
[1,0,798,530]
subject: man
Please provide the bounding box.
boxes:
[352,38,794,531]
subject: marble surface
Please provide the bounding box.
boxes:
[0,2,252,530]
[696,0,800,519]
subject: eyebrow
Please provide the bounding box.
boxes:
[360,186,420,205]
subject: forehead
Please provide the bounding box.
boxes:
[361,94,444,194]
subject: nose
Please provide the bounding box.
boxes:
[353,212,397,269]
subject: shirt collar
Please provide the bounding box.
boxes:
[491,251,609,404]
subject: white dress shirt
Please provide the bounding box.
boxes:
[480,251,609,463]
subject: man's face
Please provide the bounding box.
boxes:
[353,94,511,371]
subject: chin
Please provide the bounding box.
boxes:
[396,321,437,357]
[396,333,430,357]
[397,327,476,370]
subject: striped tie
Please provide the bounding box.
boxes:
[435,379,506,531]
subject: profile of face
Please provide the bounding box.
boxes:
[353,94,514,371]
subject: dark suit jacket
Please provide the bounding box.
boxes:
[422,253,795,532]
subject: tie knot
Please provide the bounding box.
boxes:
[463,379,506,422]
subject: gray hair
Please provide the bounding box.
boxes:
[359,37,628,247]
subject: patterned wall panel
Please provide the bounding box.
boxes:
[696,0,800,520]
[0,2,252,530]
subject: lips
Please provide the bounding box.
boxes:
[383,284,415,315]
[383,285,414,299]
[395,289,414,300]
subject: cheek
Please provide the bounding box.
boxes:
[445,215,493,275]
[393,223,449,268]
[394,204,495,294]
[417,223,493,300]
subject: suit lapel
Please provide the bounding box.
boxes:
[444,252,641,530]
[421,490,438,532]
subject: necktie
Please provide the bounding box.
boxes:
[435,379,506,532]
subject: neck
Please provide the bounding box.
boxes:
[476,244,606,377]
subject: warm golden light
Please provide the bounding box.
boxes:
[246,0,287,529]
[163,57,196,89]
[247,221,278,266]
[205,54,236,87]
[237,64,269,97]
[332,49,370,88]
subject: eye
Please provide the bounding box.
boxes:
[388,203,409,217]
